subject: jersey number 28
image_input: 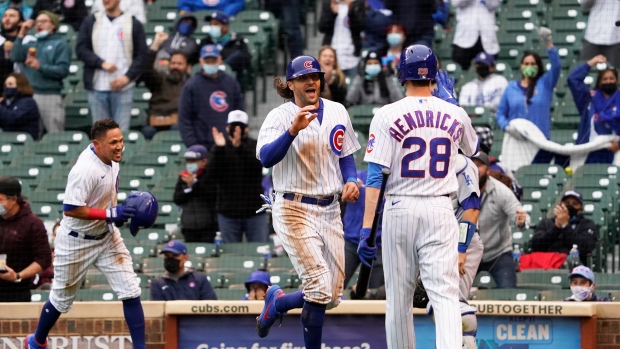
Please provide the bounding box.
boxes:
[401,137,451,178]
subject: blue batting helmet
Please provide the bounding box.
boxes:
[124,191,159,237]
[398,45,438,85]
[286,55,326,92]
[245,270,271,292]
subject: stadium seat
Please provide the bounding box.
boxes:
[517,174,561,196]
[31,290,50,302]
[573,164,620,179]
[10,154,63,170]
[473,271,498,289]
[141,257,165,274]
[264,257,295,272]
[153,202,180,228]
[540,289,571,301]
[182,243,217,258]
[470,288,540,301]
[0,131,34,148]
[40,131,89,146]
[593,273,620,290]
[127,153,173,168]
[517,269,569,289]
[220,242,272,256]
[139,142,186,158]
[77,289,117,301]
[214,288,248,300]
[83,272,112,289]
[550,129,577,145]
[24,142,81,165]
[515,164,569,184]
[30,202,62,222]
[512,228,534,253]
[205,256,266,274]
[0,143,21,166]
[521,202,546,226]
[1,166,52,191]
[212,272,248,289]
[184,256,206,272]
[462,106,496,129]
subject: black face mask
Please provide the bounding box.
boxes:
[601,83,618,95]
[476,65,491,79]
[479,173,488,189]
[164,257,181,274]
[566,205,579,218]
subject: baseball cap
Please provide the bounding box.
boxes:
[471,151,490,166]
[568,265,594,283]
[0,177,21,197]
[245,270,272,292]
[562,190,583,205]
[184,145,208,160]
[205,10,229,25]
[227,110,249,125]
[474,52,495,66]
[160,240,188,255]
[364,50,380,63]
[200,44,220,59]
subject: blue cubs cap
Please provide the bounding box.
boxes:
[184,145,208,159]
[474,52,495,66]
[161,240,188,255]
[562,190,583,205]
[568,265,594,283]
[200,44,220,59]
[205,10,229,24]
[245,270,272,292]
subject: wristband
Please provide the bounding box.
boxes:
[87,208,107,220]
[346,177,357,184]
[458,220,477,253]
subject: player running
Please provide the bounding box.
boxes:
[25,119,146,349]
[359,45,479,349]
[254,55,361,349]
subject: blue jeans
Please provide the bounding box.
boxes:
[88,88,134,131]
[477,251,517,288]
[217,213,270,243]
[264,0,303,58]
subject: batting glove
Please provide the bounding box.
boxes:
[431,70,459,106]
[107,205,135,223]
[256,193,276,214]
[358,228,378,268]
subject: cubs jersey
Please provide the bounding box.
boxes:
[60,145,119,236]
[364,96,478,196]
[453,154,480,220]
[256,98,361,196]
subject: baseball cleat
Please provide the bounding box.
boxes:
[24,334,47,349]
[256,285,286,338]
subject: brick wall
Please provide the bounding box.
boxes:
[598,319,620,349]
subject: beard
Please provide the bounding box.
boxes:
[2,22,19,34]
[167,70,185,83]
[479,173,488,189]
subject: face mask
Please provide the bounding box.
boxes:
[566,205,579,218]
[365,64,381,78]
[210,26,222,39]
[570,285,592,301]
[177,22,192,36]
[521,65,538,78]
[203,64,219,75]
[600,83,618,95]
[34,30,49,39]
[164,257,181,274]
[4,87,17,98]
[476,65,490,79]
[386,33,403,47]
[186,162,199,174]
[0,203,6,216]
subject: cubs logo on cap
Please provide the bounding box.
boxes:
[329,125,346,156]
[210,91,229,112]
[367,134,376,153]
[418,68,428,76]
[304,60,313,69]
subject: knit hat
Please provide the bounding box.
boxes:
[0,177,21,197]
[39,11,60,29]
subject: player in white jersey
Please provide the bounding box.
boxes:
[360,45,479,349]
[254,55,361,349]
[25,119,146,349]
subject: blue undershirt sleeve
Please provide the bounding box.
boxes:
[339,155,357,183]
[460,193,480,211]
[366,162,388,188]
[259,130,296,168]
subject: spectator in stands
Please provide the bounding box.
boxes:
[141,32,191,140]
[0,73,40,139]
[0,177,52,302]
[580,0,620,68]
[33,0,87,31]
[76,0,147,132]
[569,55,620,164]
[12,11,70,135]
[179,44,244,150]
[150,240,217,301]
[173,145,218,243]
[362,0,391,54]
[385,0,435,47]
[0,7,23,93]
[530,190,598,266]
[473,152,528,288]
[458,52,508,113]
[345,50,403,106]
[318,45,347,104]
[91,0,145,24]
[382,24,406,74]
[177,0,244,16]
[154,13,199,68]
[564,266,611,302]
[450,0,499,70]
[0,0,32,20]
[242,269,271,300]
[199,11,250,84]
[208,110,269,243]
[262,0,304,58]
[319,0,365,79]
[496,27,563,165]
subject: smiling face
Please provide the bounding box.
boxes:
[287,73,322,107]
[600,71,618,85]
[93,128,124,164]
[318,48,335,68]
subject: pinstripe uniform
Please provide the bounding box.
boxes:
[364,96,478,349]
[256,98,360,307]
[49,145,140,313]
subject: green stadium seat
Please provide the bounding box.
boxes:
[31,290,50,302]
[550,129,577,145]
[0,143,21,165]
[77,289,117,301]
[181,243,217,258]
[518,176,561,196]
[594,273,620,290]
[40,131,89,146]
[132,228,170,244]
[127,153,174,168]
[512,228,534,253]
[141,257,165,274]
[1,166,52,191]
[517,269,569,289]
[29,190,67,205]
[122,165,165,182]
[149,188,174,204]
[9,154,63,170]
[521,202,546,226]
[462,106,496,129]
[123,130,147,148]
[139,142,186,159]
[212,272,248,289]
[214,288,248,300]
[24,142,81,165]
[205,256,266,273]
[540,289,571,301]
[515,164,569,184]
[0,131,34,148]
[220,242,272,256]
[151,130,183,144]
[137,274,155,289]
[184,256,206,272]
[264,257,295,272]
[470,288,541,301]
[473,271,498,289]
[573,164,620,179]
[30,202,62,222]
[83,272,111,289]
[154,202,180,227]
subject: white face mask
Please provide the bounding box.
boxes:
[0,203,6,216]
[570,285,592,301]
[35,30,49,39]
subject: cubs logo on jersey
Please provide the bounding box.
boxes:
[117,28,124,41]
[367,134,376,153]
[203,0,219,5]
[329,125,346,156]
[210,91,229,112]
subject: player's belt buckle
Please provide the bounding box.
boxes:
[282,193,335,207]
[69,231,106,240]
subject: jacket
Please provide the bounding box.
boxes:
[75,12,147,90]
[0,94,41,139]
[319,0,365,57]
[0,201,52,297]
[362,5,391,54]
[142,48,189,116]
[206,137,264,218]
[495,47,561,139]
[385,0,436,41]
[345,74,403,106]
[156,13,199,66]
[200,32,250,74]
[173,169,218,232]
[178,71,244,149]
[458,73,509,113]
[11,33,71,94]
[90,0,145,24]
[582,0,620,45]
[451,0,500,54]
[177,0,245,15]
[530,214,598,266]
[564,292,612,302]
[32,0,88,31]
[569,63,620,164]
[150,270,217,300]
[0,34,16,94]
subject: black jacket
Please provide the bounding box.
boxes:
[200,32,251,76]
[156,13,199,66]
[319,0,365,57]
[173,169,218,232]
[385,0,436,43]
[530,214,598,266]
[0,94,41,140]
[33,0,88,31]
[150,270,216,301]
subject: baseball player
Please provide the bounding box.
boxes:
[359,45,479,349]
[254,55,361,349]
[25,119,146,349]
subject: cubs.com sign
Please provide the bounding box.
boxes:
[1,336,132,349]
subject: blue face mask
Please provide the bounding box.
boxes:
[34,30,49,39]
[186,163,199,174]
[387,33,403,47]
[177,22,192,36]
[202,64,219,75]
[210,26,222,39]
[4,87,17,98]
[365,64,382,78]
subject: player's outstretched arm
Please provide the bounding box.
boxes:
[64,205,135,223]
